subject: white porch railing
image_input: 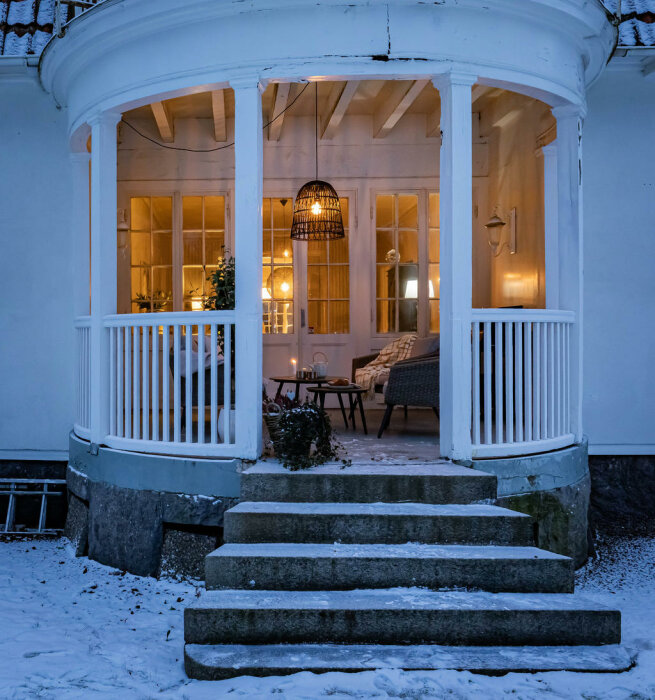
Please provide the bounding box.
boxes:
[80,311,238,457]
[471,309,575,458]
[74,316,91,439]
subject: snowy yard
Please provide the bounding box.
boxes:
[0,534,653,699]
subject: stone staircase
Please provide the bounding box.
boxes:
[184,462,631,679]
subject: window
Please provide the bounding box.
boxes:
[428,193,440,332]
[125,194,227,313]
[129,196,173,313]
[375,194,419,333]
[262,198,294,334]
[182,196,226,311]
[374,192,440,335]
[306,197,350,334]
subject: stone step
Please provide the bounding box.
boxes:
[185,642,634,680]
[240,462,497,504]
[223,502,533,546]
[184,589,621,646]
[205,542,573,593]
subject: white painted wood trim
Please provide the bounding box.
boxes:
[434,72,476,461]
[232,79,264,459]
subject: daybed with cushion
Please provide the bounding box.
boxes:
[352,336,440,438]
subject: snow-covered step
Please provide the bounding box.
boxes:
[205,542,573,593]
[184,589,621,646]
[240,462,497,504]
[224,502,533,546]
[185,642,634,680]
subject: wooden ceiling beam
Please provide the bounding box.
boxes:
[374,79,430,138]
[211,89,227,142]
[321,80,360,140]
[150,101,174,143]
[267,83,291,141]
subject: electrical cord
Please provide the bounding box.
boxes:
[120,81,311,153]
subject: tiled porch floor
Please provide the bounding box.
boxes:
[267,407,441,464]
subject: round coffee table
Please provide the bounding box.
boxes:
[269,375,341,401]
[307,385,368,434]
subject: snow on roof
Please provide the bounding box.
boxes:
[603,0,655,45]
[1,0,654,57]
[0,0,72,56]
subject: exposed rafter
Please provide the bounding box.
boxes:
[321,81,360,140]
[150,101,174,143]
[492,107,522,129]
[374,79,430,138]
[211,89,227,142]
[426,103,441,138]
[267,83,291,141]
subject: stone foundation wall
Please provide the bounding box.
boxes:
[589,455,655,534]
[65,433,241,577]
[471,442,590,568]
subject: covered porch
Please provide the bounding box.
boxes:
[69,72,583,465]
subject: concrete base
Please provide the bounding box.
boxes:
[66,433,240,577]
[185,643,634,679]
[471,441,590,568]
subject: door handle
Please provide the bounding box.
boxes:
[300,308,306,328]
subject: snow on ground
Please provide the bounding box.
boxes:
[0,535,653,699]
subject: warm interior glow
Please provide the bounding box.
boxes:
[311,201,322,216]
[404,279,436,299]
[262,287,271,300]
[280,281,290,294]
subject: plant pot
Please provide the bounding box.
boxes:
[217,408,236,443]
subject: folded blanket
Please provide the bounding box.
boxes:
[355,334,416,398]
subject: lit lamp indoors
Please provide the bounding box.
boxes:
[404,279,436,299]
[485,207,517,257]
[290,82,345,241]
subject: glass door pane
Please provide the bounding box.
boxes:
[182,195,226,311]
[263,198,294,334]
[129,196,173,312]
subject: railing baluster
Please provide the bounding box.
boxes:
[109,327,116,436]
[125,326,132,440]
[197,324,205,444]
[515,322,524,443]
[533,322,540,441]
[173,325,181,443]
[152,325,159,442]
[133,324,140,440]
[117,327,123,437]
[210,323,218,444]
[472,321,480,447]
[505,321,514,444]
[548,322,555,438]
[483,322,492,445]
[223,323,232,444]
[162,325,170,443]
[543,322,548,438]
[142,325,149,441]
[185,325,192,443]
[494,321,503,444]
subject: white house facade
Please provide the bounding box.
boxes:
[1,0,653,579]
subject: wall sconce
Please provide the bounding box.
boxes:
[485,207,517,257]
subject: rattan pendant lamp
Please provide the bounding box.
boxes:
[290,82,345,241]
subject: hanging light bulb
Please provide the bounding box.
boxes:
[290,82,345,241]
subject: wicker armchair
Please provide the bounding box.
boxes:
[377,353,439,437]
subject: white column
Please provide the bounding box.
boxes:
[88,111,121,446]
[540,142,559,309]
[552,104,584,443]
[71,152,91,318]
[433,72,476,461]
[232,79,264,458]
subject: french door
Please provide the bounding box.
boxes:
[262,194,353,400]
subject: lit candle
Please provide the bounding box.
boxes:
[290,358,297,376]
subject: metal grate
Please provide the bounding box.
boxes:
[1,478,67,535]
